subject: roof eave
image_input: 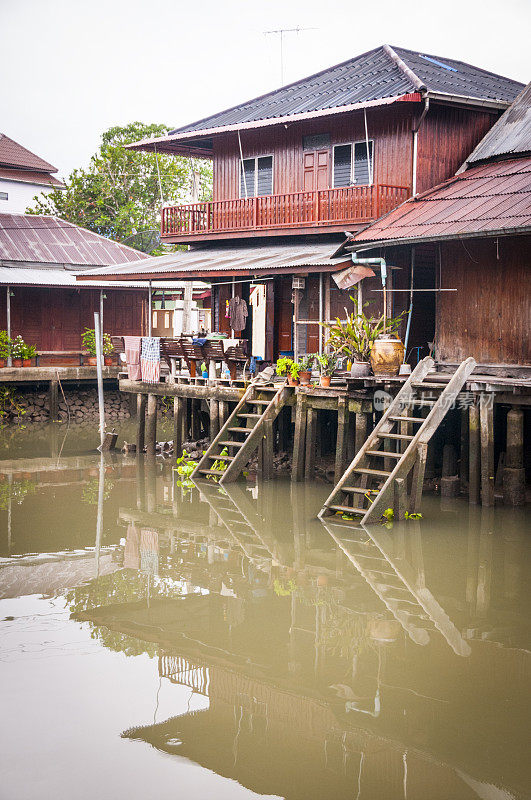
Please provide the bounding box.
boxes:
[426,91,511,111]
[347,225,531,250]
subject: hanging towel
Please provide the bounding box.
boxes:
[140,336,160,383]
[123,336,142,381]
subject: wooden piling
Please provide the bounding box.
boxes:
[209,399,220,442]
[410,442,428,514]
[49,380,59,422]
[503,406,525,505]
[479,394,494,507]
[263,418,274,481]
[145,393,157,460]
[305,407,317,480]
[355,412,368,455]
[173,397,184,456]
[468,402,480,504]
[292,393,307,482]
[191,399,201,440]
[136,393,146,454]
[334,396,349,484]
[394,477,407,520]
[218,400,229,430]
[459,408,469,491]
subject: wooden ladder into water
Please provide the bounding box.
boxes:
[192,380,291,485]
[318,356,477,524]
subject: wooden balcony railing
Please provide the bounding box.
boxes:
[161,184,410,238]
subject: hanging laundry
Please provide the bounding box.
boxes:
[228,295,248,332]
[123,335,141,381]
[140,336,160,383]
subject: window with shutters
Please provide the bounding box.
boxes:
[333,141,373,187]
[240,156,273,197]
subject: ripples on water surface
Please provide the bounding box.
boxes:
[1,423,530,800]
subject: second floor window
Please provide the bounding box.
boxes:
[240,156,273,197]
[333,141,374,188]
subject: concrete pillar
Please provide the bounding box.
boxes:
[145,393,157,460]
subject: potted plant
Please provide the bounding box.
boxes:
[0,331,10,368]
[276,356,301,386]
[20,342,36,367]
[10,335,25,367]
[82,328,114,366]
[317,353,338,387]
[103,333,114,366]
[298,354,315,386]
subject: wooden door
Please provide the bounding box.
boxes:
[303,150,330,192]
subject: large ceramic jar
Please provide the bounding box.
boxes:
[370,335,405,377]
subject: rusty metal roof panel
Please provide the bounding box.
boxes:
[350,156,531,246]
[0,214,149,267]
[465,82,531,164]
[0,133,58,173]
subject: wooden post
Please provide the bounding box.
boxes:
[394,477,407,520]
[305,406,317,480]
[334,396,348,484]
[459,408,469,492]
[355,411,368,454]
[136,393,146,454]
[191,399,201,440]
[441,443,460,497]
[262,418,274,481]
[173,397,184,456]
[146,393,157,460]
[209,399,220,442]
[479,393,494,507]
[292,393,307,482]
[469,401,480,504]
[219,400,229,430]
[409,442,428,514]
[503,406,525,506]
[49,380,59,421]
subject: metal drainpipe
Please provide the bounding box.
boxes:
[412,97,429,196]
[351,254,388,327]
[402,246,415,362]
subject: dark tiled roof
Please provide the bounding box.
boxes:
[465,82,531,165]
[0,214,149,267]
[169,45,524,136]
[0,133,58,173]
[349,157,531,246]
[0,167,64,188]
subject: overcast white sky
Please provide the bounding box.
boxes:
[1,0,529,179]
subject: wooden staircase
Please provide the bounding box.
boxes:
[321,518,470,655]
[319,356,476,524]
[192,380,291,485]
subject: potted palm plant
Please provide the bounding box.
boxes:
[0,331,10,368]
[317,353,338,387]
[298,354,315,386]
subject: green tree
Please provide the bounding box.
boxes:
[27,122,212,253]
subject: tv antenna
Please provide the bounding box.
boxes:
[264,26,317,85]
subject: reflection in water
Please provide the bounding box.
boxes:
[0,426,530,800]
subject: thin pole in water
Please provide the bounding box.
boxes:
[94,311,105,448]
[6,286,11,366]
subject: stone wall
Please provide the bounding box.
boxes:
[1,387,132,424]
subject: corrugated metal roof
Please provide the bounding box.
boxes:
[144,45,523,145]
[76,242,348,281]
[347,156,531,247]
[0,214,149,267]
[0,167,64,188]
[0,133,58,173]
[0,266,180,290]
[465,82,531,165]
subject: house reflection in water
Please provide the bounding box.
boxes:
[74,475,530,800]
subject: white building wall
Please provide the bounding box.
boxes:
[0,178,55,214]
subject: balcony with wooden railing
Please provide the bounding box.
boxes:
[161,184,410,242]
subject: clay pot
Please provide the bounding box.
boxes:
[369,335,405,377]
[104,356,114,366]
[350,361,371,378]
[0,358,5,368]
[287,375,299,386]
[299,370,311,385]
[320,375,331,388]
[12,358,22,367]
[86,356,97,366]
[22,359,31,367]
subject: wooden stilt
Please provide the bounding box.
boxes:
[503,406,525,506]
[145,393,157,460]
[394,477,407,520]
[173,397,183,456]
[346,411,356,461]
[218,400,229,430]
[209,399,220,442]
[479,393,494,507]
[145,461,157,513]
[409,442,428,514]
[49,380,59,421]
[355,411,368,455]
[305,406,317,480]
[334,396,348,484]
[263,418,274,481]
[136,393,146,454]
[292,393,307,482]
[469,402,480,504]
[191,399,201,440]
[459,408,469,491]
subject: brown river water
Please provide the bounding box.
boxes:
[1,422,530,800]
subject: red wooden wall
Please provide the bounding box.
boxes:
[211,102,499,202]
[0,287,145,351]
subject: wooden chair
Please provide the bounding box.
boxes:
[111,336,125,355]
[223,343,250,379]
[160,337,185,374]
[180,340,206,377]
